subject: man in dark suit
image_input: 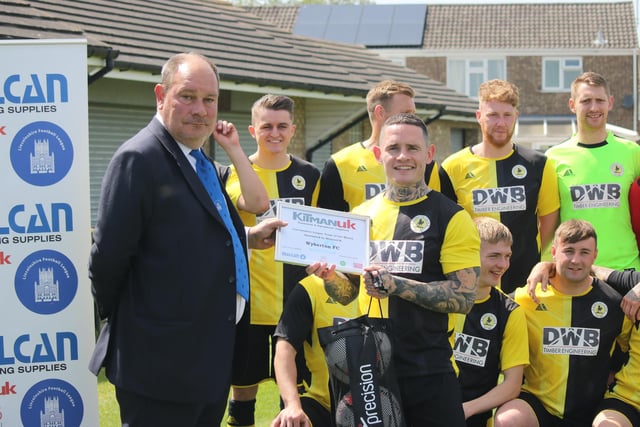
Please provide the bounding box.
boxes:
[89,52,282,426]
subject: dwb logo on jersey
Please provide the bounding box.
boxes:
[543,327,600,355]
[453,333,489,367]
[472,186,526,213]
[369,240,423,273]
[570,184,621,209]
[365,183,385,200]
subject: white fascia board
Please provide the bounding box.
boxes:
[372,48,637,58]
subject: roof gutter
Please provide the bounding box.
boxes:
[88,48,117,85]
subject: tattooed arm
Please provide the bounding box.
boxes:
[363,265,479,314]
[599,268,640,321]
[306,261,360,305]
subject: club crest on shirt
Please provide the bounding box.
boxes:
[480,313,498,330]
[610,163,624,177]
[410,215,431,233]
[291,175,306,190]
[512,164,527,179]
[591,301,608,318]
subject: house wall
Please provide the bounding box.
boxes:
[428,119,480,163]
[508,55,635,130]
[407,54,638,132]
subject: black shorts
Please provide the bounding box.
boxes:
[301,396,332,427]
[466,410,491,427]
[398,372,466,427]
[596,397,640,427]
[518,391,595,427]
[232,324,276,386]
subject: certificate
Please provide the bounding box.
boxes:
[274,202,370,274]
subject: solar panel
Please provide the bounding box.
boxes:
[293,5,332,39]
[325,5,361,44]
[293,4,426,47]
[388,5,427,46]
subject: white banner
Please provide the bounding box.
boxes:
[0,39,99,426]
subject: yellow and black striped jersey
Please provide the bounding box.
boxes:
[274,275,361,411]
[226,155,320,324]
[353,191,480,379]
[514,280,626,420]
[450,287,529,402]
[442,144,559,292]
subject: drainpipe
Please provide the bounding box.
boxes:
[305,110,369,162]
[424,105,446,125]
[88,48,117,85]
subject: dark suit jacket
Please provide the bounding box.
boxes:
[88,118,248,403]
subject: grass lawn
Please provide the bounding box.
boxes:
[97,371,281,426]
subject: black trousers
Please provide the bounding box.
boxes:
[115,386,227,427]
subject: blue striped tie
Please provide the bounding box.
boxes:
[190,149,249,301]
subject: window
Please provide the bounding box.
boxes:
[542,58,582,91]
[515,117,575,152]
[447,58,506,98]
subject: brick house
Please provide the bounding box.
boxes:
[250,2,640,152]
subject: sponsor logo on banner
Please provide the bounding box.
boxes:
[10,121,74,186]
[0,382,16,396]
[0,73,68,104]
[0,252,11,265]
[0,202,72,244]
[0,331,78,367]
[20,379,83,427]
[1,39,97,425]
[14,249,78,315]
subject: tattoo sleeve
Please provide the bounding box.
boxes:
[324,272,360,305]
[391,267,479,314]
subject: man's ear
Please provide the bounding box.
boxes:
[248,125,256,139]
[154,84,165,109]
[426,144,436,164]
[373,145,382,163]
[374,104,386,123]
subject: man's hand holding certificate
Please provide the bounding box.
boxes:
[274,202,370,274]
